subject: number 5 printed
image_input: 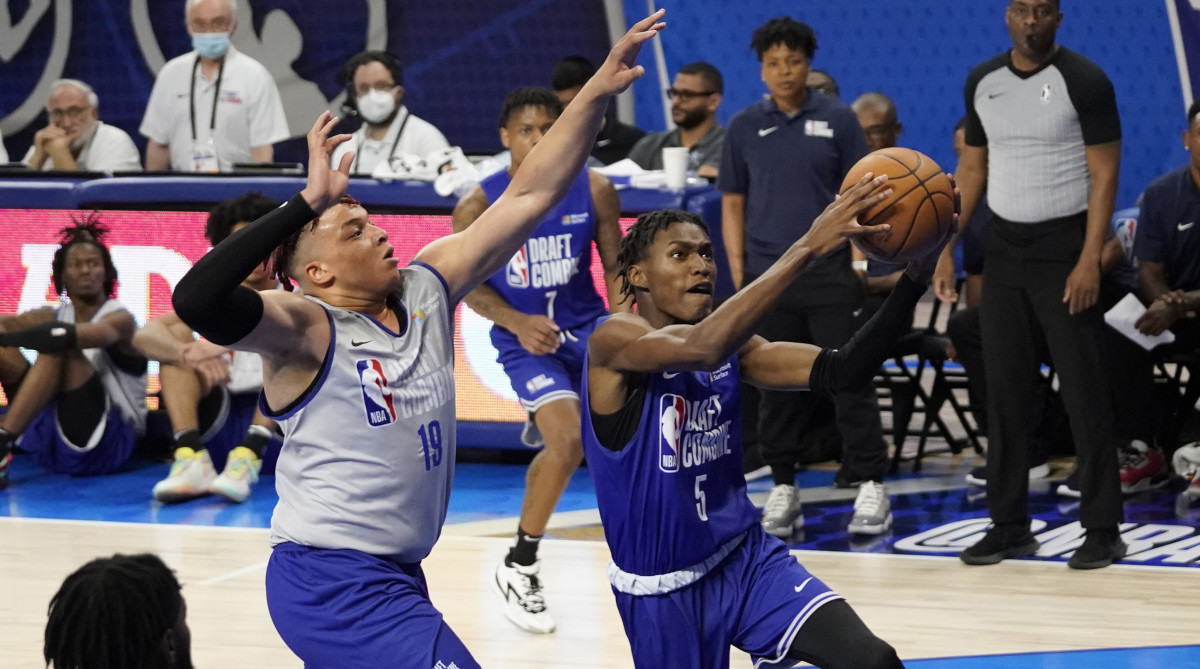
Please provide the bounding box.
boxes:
[695,474,708,521]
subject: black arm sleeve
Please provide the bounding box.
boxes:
[808,274,926,395]
[0,321,76,353]
[172,194,316,345]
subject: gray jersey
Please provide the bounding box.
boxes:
[267,263,456,562]
[59,299,148,434]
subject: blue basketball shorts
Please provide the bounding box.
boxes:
[198,389,281,474]
[492,319,597,411]
[266,542,480,669]
[612,528,843,669]
[21,401,136,476]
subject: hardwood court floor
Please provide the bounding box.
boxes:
[2,516,1196,668]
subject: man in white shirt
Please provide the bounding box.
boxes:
[330,51,450,175]
[23,79,142,172]
[139,0,289,172]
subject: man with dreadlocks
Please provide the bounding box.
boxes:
[45,553,192,669]
[581,185,955,667]
[170,11,665,668]
[0,216,147,490]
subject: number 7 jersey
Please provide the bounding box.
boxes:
[265,262,456,563]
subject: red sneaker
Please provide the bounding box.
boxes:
[1119,440,1168,494]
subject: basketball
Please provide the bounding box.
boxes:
[839,147,955,264]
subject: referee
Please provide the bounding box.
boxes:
[932,0,1125,569]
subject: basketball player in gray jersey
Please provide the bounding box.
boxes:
[171,11,667,668]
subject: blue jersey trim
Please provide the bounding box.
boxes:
[361,303,409,338]
[408,261,451,304]
[259,307,337,420]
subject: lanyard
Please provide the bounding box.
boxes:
[352,107,411,174]
[190,55,226,142]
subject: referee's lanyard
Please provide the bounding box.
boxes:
[352,108,410,175]
[190,56,225,173]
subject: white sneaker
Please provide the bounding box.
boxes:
[761,484,803,537]
[495,559,556,634]
[211,446,261,504]
[152,447,216,503]
[848,481,893,535]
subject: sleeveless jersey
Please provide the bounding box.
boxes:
[59,299,148,434]
[480,168,607,335]
[265,263,456,562]
[582,348,759,576]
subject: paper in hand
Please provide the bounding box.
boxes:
[1104,293,1176,351]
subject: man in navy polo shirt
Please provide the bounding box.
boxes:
[718,16,892,538]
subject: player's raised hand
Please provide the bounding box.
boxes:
[300,111,354,214]
[801,173,892,257]
[588,9,666,97]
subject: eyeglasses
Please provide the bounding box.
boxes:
[48,106,91,121]
[666,88,716,101]
[188,17,233,32]
[356,83,399,96]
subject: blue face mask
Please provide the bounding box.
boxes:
[193,32,231,60]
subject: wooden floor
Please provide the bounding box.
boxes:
[2,516,1195,668]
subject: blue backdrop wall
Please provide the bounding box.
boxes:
[0,0,1190,208]
[625,0,1186,209]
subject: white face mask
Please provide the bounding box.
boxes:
[357,89,397,125]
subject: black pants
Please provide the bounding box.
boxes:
[747,260,888,482]
[981,214,1122,529]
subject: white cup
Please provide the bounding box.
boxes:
[662,146,689,190]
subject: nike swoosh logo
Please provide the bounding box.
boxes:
[794,576,813,593]
[758,126,779,137]
[987,92,1005,99]
[1179,222,1195,231]
[663,372,679,379]
[351,339,372,347]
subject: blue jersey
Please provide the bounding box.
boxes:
[481,168,607,336]
[582,350,759,576]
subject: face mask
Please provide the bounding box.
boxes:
[357,89,398,125]
[193,32,231,60]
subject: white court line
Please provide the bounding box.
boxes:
[194,560,269,586]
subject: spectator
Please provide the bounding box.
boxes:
[850,92,906,301]
[452,87,623,634]
[719,17,892,538]
[45,553,192,669]
[330,51,450,176]
[23,79,141,172]
[552,55,645,164]
[0,216,147,490]
[137,192,282,505]
[806,69,840,99]
[140,0,289,172]
[934,0,1126,570]
[628,62,725,178]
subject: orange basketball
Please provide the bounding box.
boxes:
[839,147,955,264]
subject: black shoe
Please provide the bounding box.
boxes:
[959,523,1039,565]
[1067,528,1127,570]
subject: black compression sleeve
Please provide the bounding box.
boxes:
[172,194,316,345]
[0,321,76,353]
[808,274,926,395]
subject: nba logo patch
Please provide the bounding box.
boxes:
[357,359,396,427]
[659,394,684,473]
[506,247,530,288]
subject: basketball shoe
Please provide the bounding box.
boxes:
[1118,440,1168,494]
[1067,528,1127,570]
[211,446,261,503]
[847,481,892,535]
[495,558,555,634]
[965,462,1050,486]
[761,484,803,537]
[152,447,216,503]
[1172,442,1200,498]
[959,522,1039,565]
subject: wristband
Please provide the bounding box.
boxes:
[851,260,869,273]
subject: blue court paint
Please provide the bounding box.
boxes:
[906,644,1199,668]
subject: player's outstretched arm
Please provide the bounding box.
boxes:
[589,175,892,376]
[0,310,135,354]
[741,178,960,391]
[416,10,667,303]
[173,112,352,360]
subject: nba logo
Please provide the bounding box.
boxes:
[506,247,530,288]
[659,394,684,473]
[357,359,397,427]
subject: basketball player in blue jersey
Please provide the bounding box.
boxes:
[583,187,957,667]
[0,218,148,490]
[452,86,624,634]
[170,10,666,668]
